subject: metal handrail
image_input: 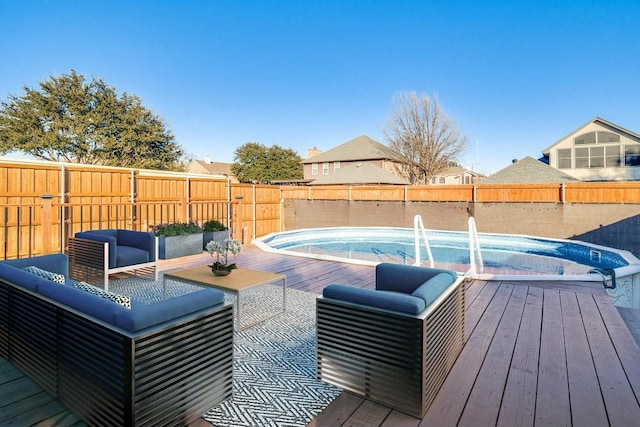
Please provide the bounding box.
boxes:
[467,216,484,276]
[413,214,434,268]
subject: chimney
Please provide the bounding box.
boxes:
[307,147,321,159]
[204,156,212,164]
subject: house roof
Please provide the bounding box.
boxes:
[436,166,484,178]
[542,117,640,154]
[189,160,233,176]
[308,162,410,185]
[482,156,580,184]
[302,135,399,164]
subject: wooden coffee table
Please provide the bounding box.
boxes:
[163,266,286,331]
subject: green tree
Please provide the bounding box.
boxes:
[232,142,303,183]
[383,92,468,184]
[0,70,185,170]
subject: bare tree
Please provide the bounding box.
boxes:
[383,92,467,184]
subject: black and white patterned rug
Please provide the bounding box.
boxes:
[109,273,341,427]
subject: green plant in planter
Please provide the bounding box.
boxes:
[202,220,228,232]
[153,221,203,237]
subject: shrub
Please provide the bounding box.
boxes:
[203,220,228,232]
[153,221,203,237]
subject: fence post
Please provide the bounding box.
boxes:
[41,194,54,255]
[232,195,244,243]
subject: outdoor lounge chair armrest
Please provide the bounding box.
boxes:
[75,232,117,268]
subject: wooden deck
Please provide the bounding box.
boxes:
[2,246,640,426]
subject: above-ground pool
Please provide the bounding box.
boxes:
[254,227,640,281]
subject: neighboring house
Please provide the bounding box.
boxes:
[186,157,237,182]
[308,162,410,185]
[302,135,404,183]
[542,117,640,181]
[429,166,484,185]
[483,156,580,184]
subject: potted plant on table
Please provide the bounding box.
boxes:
[202,219,230,250]
[206,238,242,275]
[153,221,204,259]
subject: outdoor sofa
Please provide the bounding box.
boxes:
[316,262,465,418]
[69,229,159,290]
[0,253,233,427]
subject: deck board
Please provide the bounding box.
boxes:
[536,289,571,426]
[457,285,528,427]
[496,286,542,427]
[561,291,609,427]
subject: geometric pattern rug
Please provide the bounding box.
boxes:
[109,273,342,427]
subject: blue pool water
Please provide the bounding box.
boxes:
[255,227,636,278]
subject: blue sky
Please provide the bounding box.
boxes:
[1,0,639,175]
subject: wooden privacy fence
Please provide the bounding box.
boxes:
[280,182,640,203]
[0,160,283,259]
[3,158,640,259]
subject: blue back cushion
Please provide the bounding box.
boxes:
[411,272,457,307]
[375,263,457,294]
[0,263,44,291]
[1,253,69,278]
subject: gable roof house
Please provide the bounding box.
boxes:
[302,135,409,185]
[186,157,237,182]
[542,117,640,181]
[483,156,580,184]
[429,166,484,185]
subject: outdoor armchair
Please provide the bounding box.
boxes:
[316,262,465,418]
[68,229,158,290]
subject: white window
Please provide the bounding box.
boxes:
[625,145,640,166]
[564,131,623,169]
[322,162,329,175]
[557,149,572,169]
[334,162,340,171]
[311,163,318,175]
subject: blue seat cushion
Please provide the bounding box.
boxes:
[323,284,426,314]
[115,288,225,332]
[116,245,150,267]
[411,272,457,307]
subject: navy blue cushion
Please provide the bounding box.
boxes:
[411,272,457,307]
[115,288,225,332]
[75,231,117,267]
[323,284,426,314]
[117,230,156,259]
[37,280,124,325]
[0,263,45,291]
[116,245,150,267]
[375,263,457,294]
[1,253,69,278]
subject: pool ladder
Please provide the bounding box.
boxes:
[414,215,484,274]
[467,217,484,276]
[413,215,434,268]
